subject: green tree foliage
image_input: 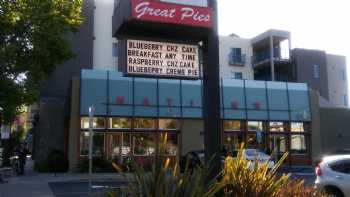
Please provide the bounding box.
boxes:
[0,0,83,123]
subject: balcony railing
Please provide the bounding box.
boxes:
[229,54,246,65]
[252,48,290,66]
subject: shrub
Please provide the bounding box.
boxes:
[107,141,323,197]
[278,180,326,197]
[47,150,68,173]
[77,157,114,173]
[206,144,290,197]
[107,133,211,197]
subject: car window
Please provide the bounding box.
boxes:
[343,160,350,174]
[330,159,350,174]
[245,150,257,157]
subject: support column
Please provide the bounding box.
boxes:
[203,0,221,180]
[270,35,275,81]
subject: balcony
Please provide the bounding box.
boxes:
[252,48,290,68]
[229,54,246,66]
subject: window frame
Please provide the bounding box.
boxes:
[132,132,157,156]
[290,134,308,155]
[112,42,118,57]
[313,64,320,79]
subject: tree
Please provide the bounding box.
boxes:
[0,0,83,124]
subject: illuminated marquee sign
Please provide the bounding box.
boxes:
[131,0,213,28]
[126,39,200,79]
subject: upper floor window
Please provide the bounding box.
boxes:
[232,72,243,79]
[343,94,348,106]
[313,65,320,79]
[341,69,347,81]
[229,48,245,65]
[112,42,118,57]
[247,121,264,131]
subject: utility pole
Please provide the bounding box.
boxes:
[203,0,221,180]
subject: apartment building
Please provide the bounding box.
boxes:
[219,30,348,108]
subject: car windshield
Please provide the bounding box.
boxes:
[245,149,258,157]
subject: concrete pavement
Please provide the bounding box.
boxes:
[0,158,128,197]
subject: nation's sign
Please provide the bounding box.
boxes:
[126,39,200,79]
[131,0,213,28]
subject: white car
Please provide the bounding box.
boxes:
[315,155,350,197]
[230,149,275,170]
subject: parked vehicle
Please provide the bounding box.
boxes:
[230,149,275,170]
[180,149,274,173]
[315,155,350,197]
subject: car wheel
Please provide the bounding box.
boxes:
[325,187,344,197]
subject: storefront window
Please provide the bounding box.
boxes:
[121,133,131,155]
[80,132,105,157]
[109,118,131,129]
[133,133,156,156]
[159,119,178,130]
[160,132,178,155]
[105,133,131,159]
[81,117,106,129]
[291,122,304,132]
[291,135,307,154]
[223,133,243,152]
[106,133,121,159]
[268,135,287,154]
[80,132,89,156]
[246,131,265,150]
[247,121,263,131]
[223,120,241,131]
[134,118,156,129]
[270,122,284,132]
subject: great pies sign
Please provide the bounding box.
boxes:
[124,39,200,78]
[131,0,213,28]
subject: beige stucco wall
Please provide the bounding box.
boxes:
[326,54,348,107]
[93,0,118,70]
[310,90,322,165]
[181,119,204,154]
[68,77,81,171]
[219,36,254,80]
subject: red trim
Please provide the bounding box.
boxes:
[131,0,213,28]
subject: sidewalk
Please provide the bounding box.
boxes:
[0,158,128,197]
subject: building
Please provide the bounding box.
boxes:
[219,30,348,108]
[33,0,348,171]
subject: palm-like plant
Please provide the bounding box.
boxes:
[108,133,211,197]
[108,140,323,197]
[206,144,290,197]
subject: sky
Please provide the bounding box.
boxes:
[218,0,350,82]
